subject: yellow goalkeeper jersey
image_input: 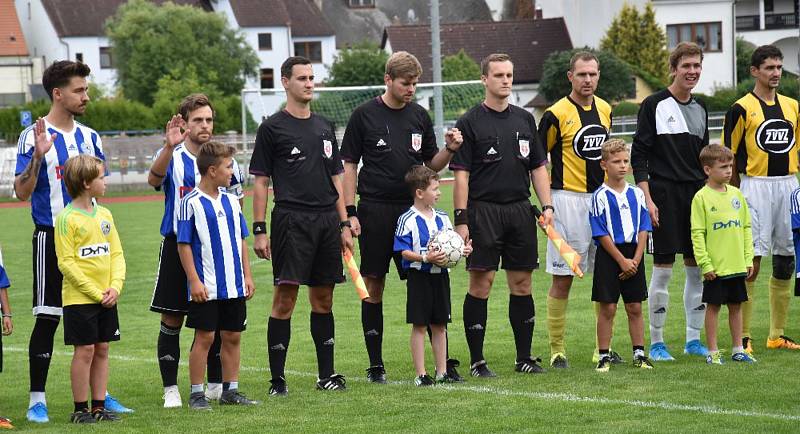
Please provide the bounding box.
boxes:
[690,185,753,277]
[55,203,125,306]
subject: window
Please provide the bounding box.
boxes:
[99,47,113,68]
[294,41,322,62]
[348,0,375,7]
[261,68,274,89]
[666,22,722,52]
[258,33,272,50]
[764,0,774,12]
[75,52,83,63]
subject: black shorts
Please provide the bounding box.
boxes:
[0,332,3,372]
[63,304,121,346]
[358,199,410,279]
[648,178,703,259]
[466,200,538,271]
[150,236,189,315]
[32,226,63,317]
[592,243,647,304]
[406,269,451,325]
[271,206,345,287]
[186,298,247,332]
[703,276,748,305]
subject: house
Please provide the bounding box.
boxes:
[14,0,335,93]
[0,0,42,107]
[735,0,798,74]
[381,18,573,109]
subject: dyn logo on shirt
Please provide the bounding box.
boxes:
[712,220,741,231]
[79,242,110,258]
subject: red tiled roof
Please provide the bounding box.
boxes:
[0,0,28,56]
[382,18,573,83]
[285,0,334,36]
[229,0,333,35]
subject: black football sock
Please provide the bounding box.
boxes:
[311,312,335,379]
[509,294,535,362]
[157,321,181,388]
[463,293,488,365]
[206,330,222,384]
[267,317,291,381]
[361,300,383,367]
[29,316,59,392]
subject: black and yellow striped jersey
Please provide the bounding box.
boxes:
[722,92,799,177]
[538,95,612,193]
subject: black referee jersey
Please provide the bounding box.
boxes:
[449,103,547,204]
[249,110,344,210]
[340,97,438,202]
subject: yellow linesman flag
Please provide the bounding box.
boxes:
[343,249,369,300]
[532,205,584,278]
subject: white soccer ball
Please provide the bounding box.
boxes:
[427,228,465,268]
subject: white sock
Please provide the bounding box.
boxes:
[648,266,673,345]
[190,384,203,394]
[732,346,744,354]
[683,266,705,342]
[228,381,238,391]
[29,392,46,407]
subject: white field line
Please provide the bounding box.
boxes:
[5,347,799,422]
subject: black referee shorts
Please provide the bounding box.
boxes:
[648,177,703,261]
[32,226,63,318]
[703,275,748,305]
[150,235,190,315]
[63,304,120,346]
[357,199,410,280]
[271,206,345,287]
[592,243,647,304]
[466,200,538,271]
[406,269,451,325]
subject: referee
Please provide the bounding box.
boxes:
[450,53,553,377]
[341,51,463,383]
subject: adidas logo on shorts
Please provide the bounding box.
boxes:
[291,147,301,155]
[114,329,120,336]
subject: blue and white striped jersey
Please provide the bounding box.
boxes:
[155,143,245,237]
[790,188,800,280]
[589,183,652,245]
[15,120,106,227]
[177,189,249,301]
[393,206,453,274]
[0,246,8,312]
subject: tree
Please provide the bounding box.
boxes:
[325,41,389,86]
[538,48,635,103]
[600,3,669,83]
[442,49,481,81]
[106,0,258,105]
[736,37,756,84]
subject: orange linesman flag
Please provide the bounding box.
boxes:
[343,249,369,300]
[531,205,584,278]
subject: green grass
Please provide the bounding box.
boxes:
[1,183,798,432]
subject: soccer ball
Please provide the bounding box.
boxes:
[427,228,465,268]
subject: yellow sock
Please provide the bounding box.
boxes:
[768,277,791,340]
[593,302,614,353]
[547,296,568,355]
[742,280,755,338]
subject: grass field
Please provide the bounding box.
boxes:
[1,183,798,432]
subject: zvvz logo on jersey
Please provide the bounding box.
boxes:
[755,119,796,154]
[572,124,608,161]
[78,242,110,258]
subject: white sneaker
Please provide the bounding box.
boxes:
[163,386,182,408]
[205,383,222,401]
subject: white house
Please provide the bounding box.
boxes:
[735,0,799,74]
[1,0,43,107]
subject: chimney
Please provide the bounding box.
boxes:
[534,2,542,20]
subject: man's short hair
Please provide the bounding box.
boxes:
[385,51,422,80]
[600,138,629,161]
[569,51,600,72]
[751,45,783,69]
[281,56,312,79]
[178,93,214,122]
[669,42,704,71]
[404,165,439,196]
[63,154,103,198]
[42,60,91,101]
[197,141,236,175]
[480,53,512,76]
[699,144,733,168]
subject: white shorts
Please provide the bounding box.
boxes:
[546,190,596,276]
[740,174,798,257]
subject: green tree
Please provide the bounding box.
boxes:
[736,37,756,84]
[601,2,669,83]
[539,48,635,103]
[442,49,481,81]
[325,41,389,86]
[106,0,258,105]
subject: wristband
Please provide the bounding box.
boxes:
[252,221,267,235]
[339,220,352,231]
[149,169,166,179]
[1,313,11,318]
[421,253,428,263]
[346,205,358,218]
[454,208,468,226]
[542,205,555,213]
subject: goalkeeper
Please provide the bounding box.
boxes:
[393,166,471,386]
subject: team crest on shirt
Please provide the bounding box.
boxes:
[519,139,530,158]
[100,220,111,236]
[755,119,795,154]
[411,133,422,152]
[323,139,333,158]
[572,124,608,161]
[731,197,741,210]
